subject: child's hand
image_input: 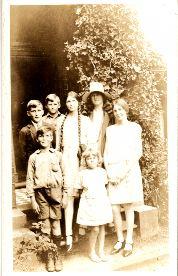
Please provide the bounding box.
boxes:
[109,181,117,185]
[31,197,40,214]
[62,193,68,209]
[108,176,118,185]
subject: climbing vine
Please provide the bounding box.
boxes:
[64,4,167,221]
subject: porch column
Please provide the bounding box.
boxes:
[12,135,18,208]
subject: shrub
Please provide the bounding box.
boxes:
[13,222,58,271]
[64,4,168,221]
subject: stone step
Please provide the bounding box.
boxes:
[14,187,159,240]
[106,221,137,234]
[15,181,26,189]
[13,208,28,229]
[134,204,159,239]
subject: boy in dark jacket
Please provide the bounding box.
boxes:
[19,100,45,169]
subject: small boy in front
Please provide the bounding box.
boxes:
[26,125,64,272]
[43,94,64,149]
[19,100,45,169]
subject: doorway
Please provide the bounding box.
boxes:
[11,5,79,179]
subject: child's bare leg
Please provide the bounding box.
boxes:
[98,225,105,256]
[51,219,62,251]
[112,204,124,242]
[41,218,51,235]
[51,219,63,271]
[41,219,54,272]
[111,204,125,254]
[51,219,61,236]
[124,203,134,244]
[89,226,101,262]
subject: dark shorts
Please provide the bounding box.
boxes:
[35,187,62,220]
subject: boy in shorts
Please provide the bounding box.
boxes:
[26,125,64,271]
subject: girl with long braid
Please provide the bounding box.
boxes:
[57,91,92,251]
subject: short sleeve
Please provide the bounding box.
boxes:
[26,154,36,197]
[74,170,84,189]
[134,123,142,159]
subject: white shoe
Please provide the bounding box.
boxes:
[66,235,73,252]
[111,240,125,254]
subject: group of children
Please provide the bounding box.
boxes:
[20,94,113,272]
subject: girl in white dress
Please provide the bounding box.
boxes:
[57,91,92,251]
[104,98,144,257]
[75,148,113,262]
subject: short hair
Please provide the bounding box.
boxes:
[27,100,43,111]
[45,94,60,104]
[36,125,54,139]
[112,98,129,114]
[81,148,102,168]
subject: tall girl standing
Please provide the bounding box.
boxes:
[57,91,92,251]
[104,98,144,257]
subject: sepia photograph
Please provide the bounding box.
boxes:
[1,0,177,274]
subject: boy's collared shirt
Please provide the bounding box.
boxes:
[42,112,65,149]
[42,112,63,128]
[26,148,65,197]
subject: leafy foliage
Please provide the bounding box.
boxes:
[13,222,58,270]
[64,4,168,220]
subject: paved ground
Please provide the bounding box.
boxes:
[13,225,169,272]
[14,188,169,272]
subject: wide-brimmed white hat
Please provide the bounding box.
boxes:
[82,81,111,102]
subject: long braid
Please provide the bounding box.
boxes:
[59,113,67,152]
[58,113,68,196]
[78,105,81,148]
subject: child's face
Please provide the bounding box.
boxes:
[86,154,98,169]
[37,131,53,148]
[46,100,60,115]
[27,106,44,123]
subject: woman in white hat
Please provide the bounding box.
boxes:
[82,81,112,158]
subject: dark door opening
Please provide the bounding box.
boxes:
[11,5,79,180]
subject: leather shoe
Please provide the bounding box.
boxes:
[54,252,63,271]
[123,243,133,257]
[46,252,55,272]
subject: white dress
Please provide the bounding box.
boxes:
[76,168,113,226]
[104,122,144,204]
[58,114,92,196]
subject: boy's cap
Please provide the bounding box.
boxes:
[82,81,111,102]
